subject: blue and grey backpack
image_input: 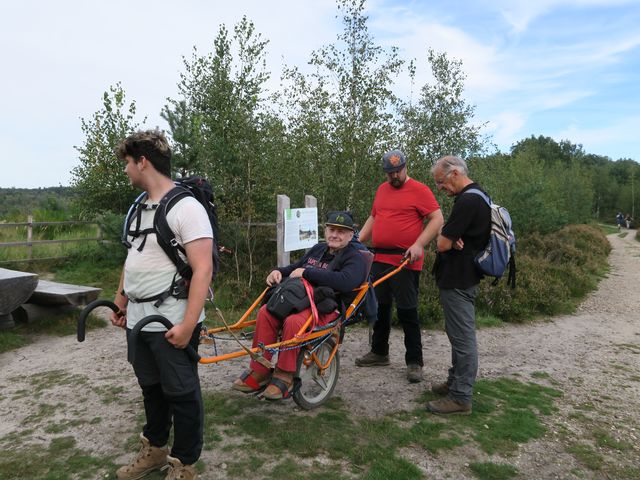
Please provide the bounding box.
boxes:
[465,189,516,288]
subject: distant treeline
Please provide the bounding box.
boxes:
[0,187,78,220]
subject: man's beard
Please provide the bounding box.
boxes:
[390,178,403,188]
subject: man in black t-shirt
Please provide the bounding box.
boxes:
[427,155,491,415]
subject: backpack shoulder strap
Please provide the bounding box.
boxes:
[122,191,152,248]
[463,188,491,206]
[153,185,194,278]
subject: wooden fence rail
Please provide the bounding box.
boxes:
[0,215,102,262]
[1,195,314,266]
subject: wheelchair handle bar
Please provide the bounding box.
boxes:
[77,301,201,364]
[128,315,201,365]
[77,299,122,342]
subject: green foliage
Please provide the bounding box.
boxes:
[472,149,593,235]
[476,225,610,321]
[278,0,404,219]
[0,187,79,218]
[70,83,143,216]
[165,16,277,224]
[400,49,489,171]
[510,135,577,165]
[473,136,638,230]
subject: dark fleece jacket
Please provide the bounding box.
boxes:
[277,242,367,293]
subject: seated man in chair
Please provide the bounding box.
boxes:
[232,211,368,400]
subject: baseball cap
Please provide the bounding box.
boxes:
[325,211,355,231]
[382,149,407,173]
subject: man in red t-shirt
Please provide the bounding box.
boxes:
[356,150,443,383]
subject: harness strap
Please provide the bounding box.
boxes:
[298,278,319,339]
[134,228,155,252]
[125,273,189,307]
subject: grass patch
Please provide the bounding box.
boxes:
[618,232,629,238]
[44,418,86,434]
[596,223,619,235]
[614,343,640,354]
[574,402,596,412]
[530,371,551,379]
[0,435,113,480]
[469,462,519,480]
[567,443,604,471]
[198,377,561,478]
[26,369,89,394]
[609,465,640,479]
[0,330,29,353]
[593,430,632,451]
[0,309,106,354]
[94,384,127,405]
[476,314,504,328]
[21,402,66,426]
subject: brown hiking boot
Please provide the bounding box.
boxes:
[162,455,198,480]
[116,433,168,480]
[426,397,472,415]
[431,382,450,396]
[355,352,390,367]
[406,364,423,383]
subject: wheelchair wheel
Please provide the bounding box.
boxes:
[293,338,340,410]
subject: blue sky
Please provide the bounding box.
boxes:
[1,0,638,188]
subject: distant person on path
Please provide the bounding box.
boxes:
[427,155,491,415]
[355,149,443,383]
[111,130,213,480]
[625,213,632,229]
[616,212,624,230]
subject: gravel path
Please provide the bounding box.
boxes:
[1,230,638,478]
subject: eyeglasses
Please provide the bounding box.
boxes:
[434,170,453,187]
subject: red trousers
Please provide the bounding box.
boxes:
[250,305,338,375]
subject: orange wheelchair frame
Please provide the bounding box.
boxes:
[77,259,408,410]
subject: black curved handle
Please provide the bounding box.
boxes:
[128,314,201,364]
[77,299,121,342]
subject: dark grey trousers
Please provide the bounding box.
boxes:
[439,286,478,404]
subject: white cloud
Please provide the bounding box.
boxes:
[483,111,528,148]
[492,0,637,33]
[367,4,514,101]
[557,115,640,157]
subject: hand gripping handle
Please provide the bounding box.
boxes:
[127,315,201,364]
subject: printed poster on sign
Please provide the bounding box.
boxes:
[284,208,318,252]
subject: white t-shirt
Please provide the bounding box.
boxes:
[124,196,213,332]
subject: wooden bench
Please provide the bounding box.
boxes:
[0,268,39,329]
[28,280,102,307]
[0,268,102,329]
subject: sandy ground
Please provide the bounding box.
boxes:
[1,230,638,479]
